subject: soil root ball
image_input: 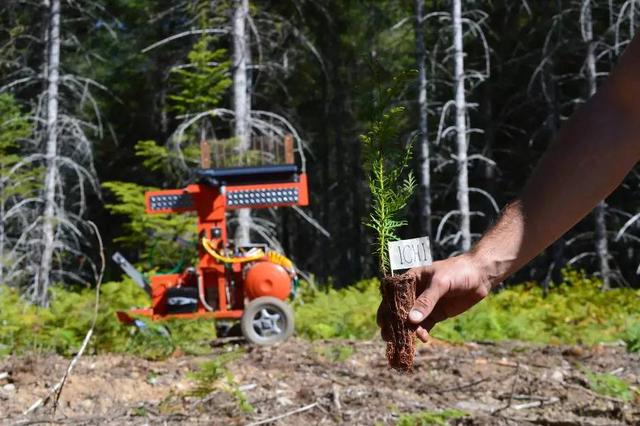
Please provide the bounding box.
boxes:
[380,273,417,372]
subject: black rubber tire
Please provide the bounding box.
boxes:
[241,296,294,345]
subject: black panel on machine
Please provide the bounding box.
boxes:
[165,287,199,314]
[196,164,299,187]
[148,193,194,211]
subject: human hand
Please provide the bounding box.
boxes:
[378,253,494,343]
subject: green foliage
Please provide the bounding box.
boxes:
[622,321,640,353]
[585,370,636,401]
[314,343,355,363]
[188,352,242,397]
[433,269,640,345]
[295,270,640,346]
[102,181,196,271]
[0,281,216,357]
[294,279,380,340]
[0,94,31,181]
[134,140,171,173]
[188,351,253,413]
[0,93,35,280]
[168,35,231,114]
[168,0,231,115]
[395,409,468,426]
[361,101,416,275]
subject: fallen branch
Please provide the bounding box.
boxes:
[246,402,319,426]
[513,397,560,410]
[493,363,521,413]
[23,221,105,416]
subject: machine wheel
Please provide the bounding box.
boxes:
[241,297,294,345]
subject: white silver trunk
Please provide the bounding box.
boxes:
[583,0,611,289]
[414,0,432,238]
[232,0,252,246]
[37,0,61,305]
[453,0,471,251]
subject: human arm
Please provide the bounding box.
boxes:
[386,34,640,343]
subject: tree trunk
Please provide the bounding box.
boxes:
[232,0,252,247]
[37,0,61,305]
[452,0,471,251]
[414,0,432,239]
[200,124,210,168]
[631,1,636,38]
[583,0,611,289]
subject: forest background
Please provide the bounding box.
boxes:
[1,0,640,319]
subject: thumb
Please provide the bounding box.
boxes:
[408,272,442,324]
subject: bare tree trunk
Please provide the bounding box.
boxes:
[414,0,432,239]
[233,0,252,246]
[200,124,211,168]
[583,0,611,289]
[631,1,636,37]
[452,0,471,251]
[37,0,61,305]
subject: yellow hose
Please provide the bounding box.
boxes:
[201,237,296,273]
[201,237,265,263]
[267,251,294,270]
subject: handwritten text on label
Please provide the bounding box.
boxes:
[388,237,432,273]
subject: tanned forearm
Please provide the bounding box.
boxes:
[472,35,640,287]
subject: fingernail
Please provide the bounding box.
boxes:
[409,310,423,322]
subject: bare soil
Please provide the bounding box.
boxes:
[1,338,639,425]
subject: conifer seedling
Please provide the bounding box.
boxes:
[361,81,419,372]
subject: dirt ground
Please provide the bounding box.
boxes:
[1,338,639,425]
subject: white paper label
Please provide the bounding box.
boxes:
[388,237,432,272]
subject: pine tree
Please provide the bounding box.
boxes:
[0,94,33,286]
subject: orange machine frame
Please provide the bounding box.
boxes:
[120,172,308,322]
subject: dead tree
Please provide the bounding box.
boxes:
[233,0,253,247]
[414,0,432,238]
[36,0,61,304]
[0,0,103,303]
[452,0,471,251]
[582,0,616,289]
[432,1,493,255]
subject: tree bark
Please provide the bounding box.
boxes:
[583,0,611,289]
[232,0,252,247]
[631,0,636,38]
[414,0,432,239]
[452,0,471,251]
[37,0,61,305]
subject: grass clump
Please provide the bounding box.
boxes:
[585,370,636,401]
[622,321,640,353]
[188,351,253,413]
[314,343,355,363]
[396,409,467,426]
